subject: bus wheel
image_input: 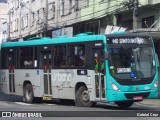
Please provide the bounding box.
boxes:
[23,84,35,103]
[75,86,95,107]
[115,101,134,109]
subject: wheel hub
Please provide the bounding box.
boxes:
[81,90,90,102]
[26,89,32,100]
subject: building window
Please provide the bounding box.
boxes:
[69,0,72,13]
[142,16,154,28]
[14,19,19,32]
[52,3,55,18]
[100,0,104,2]
[32,12,35,26]
[26,14,28,27]
[16,19,19,31]
[21,17,24,29]
[48,2,55,19]
[61,0,65,16]
[43,8,45,20]
[37,10,39,24]
[74,0,79,11]
[85,0,89,7]
[15,0,19,10]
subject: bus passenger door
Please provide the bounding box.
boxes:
[41,51,52,97]
[93,49,106,101]
[8,52,15,94]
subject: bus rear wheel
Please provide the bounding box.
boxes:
[115,101,134,109]
[75,86,96,107]
[23,83,35,103]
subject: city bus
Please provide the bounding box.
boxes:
[0,32,158,108]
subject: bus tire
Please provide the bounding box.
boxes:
[115,101,134,109]
[75,86,95,107]
[23,83,35,103]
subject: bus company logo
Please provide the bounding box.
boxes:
[53,72,73,82]
[136,87,139,90]
[128,86,133,91]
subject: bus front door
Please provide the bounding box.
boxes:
[93,49,106,101]
[42,51,52,98]
[8,52,15,94]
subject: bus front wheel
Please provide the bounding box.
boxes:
[23,83,35,103]
[115,101,134,109]
[75,86,96,107]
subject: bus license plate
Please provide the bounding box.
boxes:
[134,96,143,100]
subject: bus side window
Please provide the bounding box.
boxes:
[18,47,34,68]
[67,44,85,67]
[1,49,7,68]
[75,45,85,67]
[54,45,66,67]
[34,47,37,68]
[67,45,75,67]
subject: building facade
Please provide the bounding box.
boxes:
[7,0,160,42]
[7,0,83,40]
[0,2,7,43]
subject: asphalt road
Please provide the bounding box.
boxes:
[0,91,160,120]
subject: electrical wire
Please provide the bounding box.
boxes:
[6,0,136,40]
[13,3,129,38]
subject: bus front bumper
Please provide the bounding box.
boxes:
[106,88,158,102]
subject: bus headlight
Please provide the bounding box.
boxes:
[110,82,121,92]
[152,81,158,90]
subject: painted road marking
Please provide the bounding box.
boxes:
[14,102,32,106]
[14,102,57,106]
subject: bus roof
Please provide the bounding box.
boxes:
[1,33,151,48]
[1,35,106,48]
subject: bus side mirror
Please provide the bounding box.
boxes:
[105,52,108,60]
[156,53,159,67]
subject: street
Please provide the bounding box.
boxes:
[0,91,160,113]
[0,91,160,120]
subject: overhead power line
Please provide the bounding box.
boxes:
[8,0,136,40]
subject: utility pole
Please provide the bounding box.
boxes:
[133,0,138,30]
[44,0,48,36]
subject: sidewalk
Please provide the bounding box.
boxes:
[137,99,160,107]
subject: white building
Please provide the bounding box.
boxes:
[7,0,82,41]
[0,2,7,43]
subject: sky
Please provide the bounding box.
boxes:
[0,0,7,3]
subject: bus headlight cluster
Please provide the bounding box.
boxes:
[110,82,121,92]
[152,81,158,90]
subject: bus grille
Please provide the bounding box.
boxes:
[117,78,153,85]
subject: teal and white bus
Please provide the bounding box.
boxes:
[0,32,158,108]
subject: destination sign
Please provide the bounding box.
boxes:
[107,37,152,44]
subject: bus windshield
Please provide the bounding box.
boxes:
[108,46,156,79]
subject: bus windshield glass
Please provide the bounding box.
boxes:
[107,36,156,79]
